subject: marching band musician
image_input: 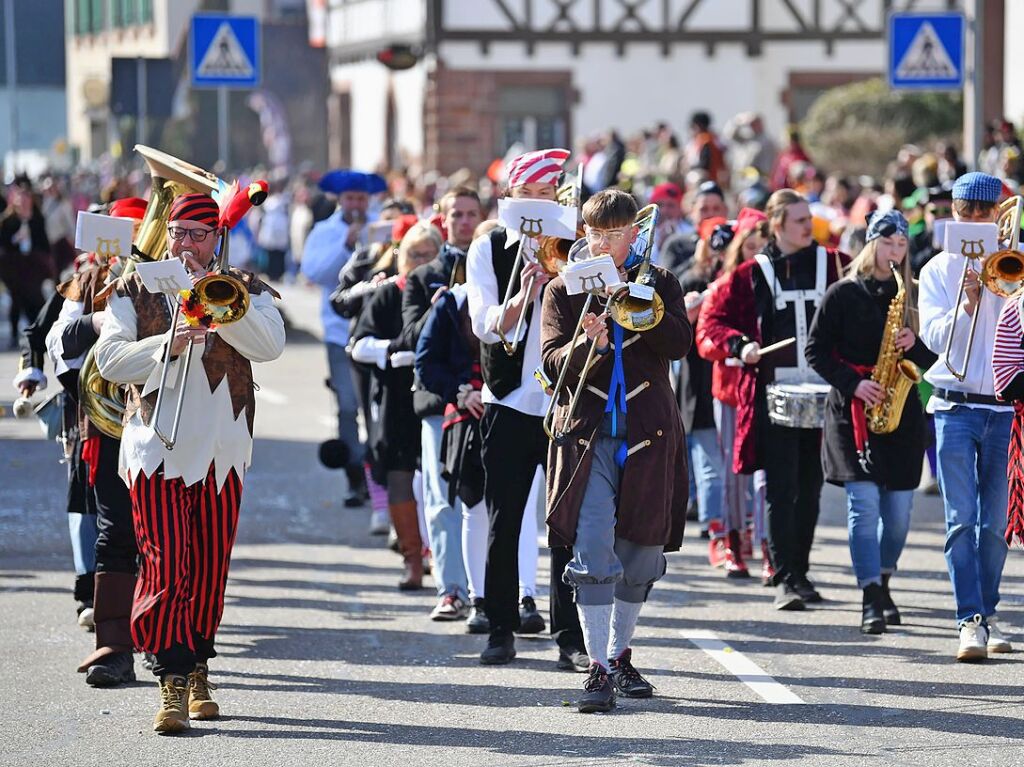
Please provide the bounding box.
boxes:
[349,222,442,591]
[805,210,935,634]
[47,197,147,686]
[94,189,285,733]
[392,187,484,621]
[699,189,846,612]
[13,270,99,629]
[918,172,1013,662]
[541,189,690,713]
[465,148,587,670]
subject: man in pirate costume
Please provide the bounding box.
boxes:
[541,189,691,712]
[95,186,285,733]
[465,148,587,669]
[47,197,148,686]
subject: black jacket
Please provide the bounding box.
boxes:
[397,244,467,417]
[677,263,717,432]
[806,275,937,489]
[351,280,420,482]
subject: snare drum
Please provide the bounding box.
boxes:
[766,383,829,429]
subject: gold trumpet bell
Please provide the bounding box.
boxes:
[181,273,250,328]
[609,290,665,331]
[980,248,1024,298]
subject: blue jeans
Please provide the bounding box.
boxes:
[68,512,98,576]
[845,481,913,588]
[689,427,725,527]
[934,406,1012,624]
[326,342,365,467]
[422,416,468,600]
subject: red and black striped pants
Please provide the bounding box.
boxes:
[129,464,242,677]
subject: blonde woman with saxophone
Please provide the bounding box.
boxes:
[806,210,936,634]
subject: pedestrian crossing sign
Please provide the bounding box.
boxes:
[191,14,261,89]
[888,12,964,90]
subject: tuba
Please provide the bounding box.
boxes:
[78,145,220,439]
[542,204,664,442]
[865,261,921,435]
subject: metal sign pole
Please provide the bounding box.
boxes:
[218,87,229,169]
[963,0,983,169]
[136,57,147,147]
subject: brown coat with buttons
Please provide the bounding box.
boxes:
[541,265,692,551]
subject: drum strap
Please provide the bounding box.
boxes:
[753,247,827,382]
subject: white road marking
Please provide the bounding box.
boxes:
[255,387,288,406]
[684,630,806,704]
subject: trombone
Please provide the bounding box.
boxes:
[495,176,582,356]
[151,197,259,450]
[543,205,663,443]
[943,195,1024,380]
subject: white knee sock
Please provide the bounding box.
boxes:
[608,599,644,662]
[517,467,542,598]
[462,501,488,601]
[577,603,613,671]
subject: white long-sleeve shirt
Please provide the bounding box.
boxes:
[465,230,549,417]
[918,249,1011,411]
[46,299,87,376]
[95,289,286,489]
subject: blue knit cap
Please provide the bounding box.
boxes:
[952,172,1002,203]
[865,209,909,242]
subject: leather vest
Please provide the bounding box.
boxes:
[114,268,270,435]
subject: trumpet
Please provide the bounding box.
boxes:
[543,205,663,442]
[943,195,1024,380]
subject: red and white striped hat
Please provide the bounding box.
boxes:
[506,148,570,188]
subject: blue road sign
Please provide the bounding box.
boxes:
[190,15,260,89]
[888,12,964,90]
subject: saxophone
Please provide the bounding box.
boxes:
[865,261,922,434]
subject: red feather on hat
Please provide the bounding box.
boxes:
[218,180,269,230]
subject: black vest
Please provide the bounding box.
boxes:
[480,227,533,399]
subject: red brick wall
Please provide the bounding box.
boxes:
[425,64,573,177]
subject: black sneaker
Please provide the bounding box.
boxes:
[578,663,616,713]
[791,576,823,604]
[479,632,516,665]
[85,651,136,687]
[517,596,545,634]
[773,583,806,611]
[609,649,654,698]
[556,646,590,672]
[141,652,157,671]
[466,598,490,634]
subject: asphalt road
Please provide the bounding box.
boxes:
[1,281,1022,767]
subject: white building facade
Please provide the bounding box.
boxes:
[323,0,1010,176]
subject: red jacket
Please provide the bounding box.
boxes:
[696,273,743,408]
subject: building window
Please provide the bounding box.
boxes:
[90,0,105,33]
[497,85,567,154]
[74,0,106,35]
[140,0,153,24]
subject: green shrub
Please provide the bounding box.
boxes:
[801,77,962,177]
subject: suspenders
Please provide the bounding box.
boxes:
[753,247,827,383]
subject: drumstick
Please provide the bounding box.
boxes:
[758,337,796,356]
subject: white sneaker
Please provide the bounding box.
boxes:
[957,615,988,662]
[77,606,95,631]
[368,508,390,536]
[986,617,1012,653]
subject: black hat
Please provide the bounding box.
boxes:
[318,439,350,470]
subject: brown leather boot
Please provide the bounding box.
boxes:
[78,572,137,685]
[154,675,189,734]
[389,500,424,591]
